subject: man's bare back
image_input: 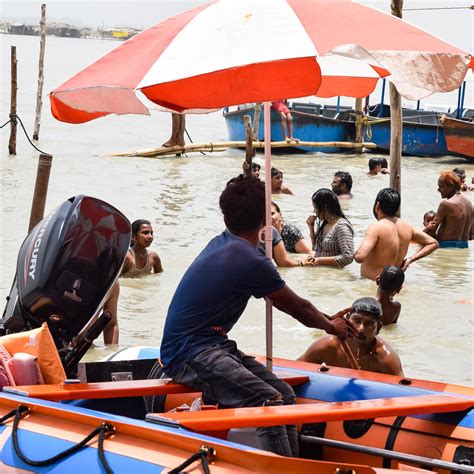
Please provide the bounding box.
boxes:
[355,188,438,281]
[435,192,473,241]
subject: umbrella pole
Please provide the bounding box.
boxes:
[263,101,273,371]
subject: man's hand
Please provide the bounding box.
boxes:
[328,307,352,320]
[401,257,411,272]
[327,317,358,339]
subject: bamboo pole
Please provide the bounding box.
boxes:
[33,4,47,141]
[355,98,363,154]
[252,103,262,139]
[390,0,403,215]
[110,140,377,158]
[28,154,53,232]
[8,46,17,155]
[243,115,253,177]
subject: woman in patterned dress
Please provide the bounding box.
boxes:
[271,202,312,255]
[306,189,354,267]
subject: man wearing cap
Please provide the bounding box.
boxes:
[299,297,404,376]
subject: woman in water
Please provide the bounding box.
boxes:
[306,189,354,267]
[271,201,312,255]
[103,220,162,344]
[122,219,163,277]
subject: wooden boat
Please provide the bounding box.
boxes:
[1,348,472,473]
[441,115,474,160]
[223,102,357,153]
[366,104,450,157]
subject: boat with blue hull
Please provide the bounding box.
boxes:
[366,104,450,157]
[224,103,356,154]
[0,350,472,473]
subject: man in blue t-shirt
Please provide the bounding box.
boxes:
[160,177,355,457]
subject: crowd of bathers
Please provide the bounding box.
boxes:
[102,159,472,379]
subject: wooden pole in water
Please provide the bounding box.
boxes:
[243,115,253,177]
[390,0,403,215]
[28,154,53,232]
[252,103,262,139]
[8,46,18,155]
[355,98,363,154]
[33,4,47,141]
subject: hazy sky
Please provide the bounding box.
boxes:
[1,0,472,52]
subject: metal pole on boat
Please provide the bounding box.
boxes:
[379,79,386,117]
[33,3,46,141]
[459,81,467,118]
[389,0,403,211]
[456,85,462,118]
[263,101,273,371]
[336,96,341,114]
[300,435,474,473]
[416,100,421,110]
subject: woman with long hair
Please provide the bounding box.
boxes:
[306,188,354,267]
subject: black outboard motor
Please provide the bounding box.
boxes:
[1,195,131,376]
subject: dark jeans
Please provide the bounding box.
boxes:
[170,339,299,457]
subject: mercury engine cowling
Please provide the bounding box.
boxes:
[1,195,131,367]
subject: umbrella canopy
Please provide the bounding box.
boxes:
[50,0,470,124]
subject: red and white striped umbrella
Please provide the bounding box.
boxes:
[50,0,470,124]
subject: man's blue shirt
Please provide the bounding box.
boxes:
[160,230,285,377]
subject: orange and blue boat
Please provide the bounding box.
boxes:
[1,348,472,473]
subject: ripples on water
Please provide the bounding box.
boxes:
[1,35,473,385]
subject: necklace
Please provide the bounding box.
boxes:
[355,340,377,362]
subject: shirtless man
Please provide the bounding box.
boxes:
[271,167,293,195]
[425,171,473,248]
[355,188,438,280]
[298,297,404,376]
[331,171,353,199]
[376,265,404,325]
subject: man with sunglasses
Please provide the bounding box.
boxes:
[298,297,404,376]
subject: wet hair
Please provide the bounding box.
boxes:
[452,167,465,178]
[368,158,381,171]
[312,188,350,248]
[375,188,400,217]
[334,171,353,192]
[379,265,404,292]
[131,219,151,236]
[423,210,436,222]
[378,158,388,169]
[439,170,461,191]
[271,201,281,214]
[271,167,282,177]
[219,176,265,233]
[251,163,261,171]
[351,297,382,321]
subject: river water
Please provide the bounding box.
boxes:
[1,35,473,385]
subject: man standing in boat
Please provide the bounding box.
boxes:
[425,170,473,248]
[298,297,404,376]
[160,176,356,458]
[355,188,438,280]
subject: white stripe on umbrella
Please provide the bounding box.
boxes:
[139,0,318,88]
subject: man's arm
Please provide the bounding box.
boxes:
[354,224,379,263]
[430,201,448,237]
[402,227,438,271]
[267,285,356,338]
[379,343,404,377]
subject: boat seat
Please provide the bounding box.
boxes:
[146,394,473,431]
[2,371,309,401]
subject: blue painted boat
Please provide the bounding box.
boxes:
[366,104,450,157]
[223,102,356,153]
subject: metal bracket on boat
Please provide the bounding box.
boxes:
[111,371,133,381]
[145,413,181,429]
